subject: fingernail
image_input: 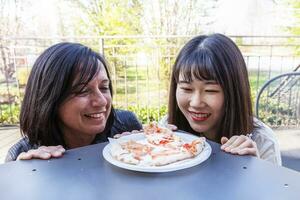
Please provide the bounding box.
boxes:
[225,147,232,152]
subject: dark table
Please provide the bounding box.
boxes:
[0,141,299,200]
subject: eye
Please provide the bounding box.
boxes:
[100,86,110,92]
[205,89,219,93]
[74,88,90,96]
[78,90,89,96]
[179,87,192,92]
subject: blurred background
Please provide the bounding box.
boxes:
[0,0,299,168]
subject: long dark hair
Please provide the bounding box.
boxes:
[20,42,115,146]
[168,33,254,142]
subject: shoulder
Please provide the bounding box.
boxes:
[111,109,142,135]
[5,137,35,162]
[252,118,277,142]
[251,118,282,165]
[115,109,139,120]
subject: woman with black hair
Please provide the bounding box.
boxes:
[166,33,281,165]
[5,42,142,162]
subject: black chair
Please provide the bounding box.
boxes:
[255,71,300,171]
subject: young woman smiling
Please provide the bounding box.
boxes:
[6,42,142,162]
[167,34,281,165]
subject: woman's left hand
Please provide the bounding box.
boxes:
[220,135,259,157]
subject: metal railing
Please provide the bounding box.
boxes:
[256,71,300,128]
[0,35,300,126]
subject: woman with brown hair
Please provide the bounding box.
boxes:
[167,33,281,165]
[6,42,142,162]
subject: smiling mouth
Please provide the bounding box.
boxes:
[189,112,211,121]
[85,112,105,119]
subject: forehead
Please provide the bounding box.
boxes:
[71,60,109,86]
[178,72,216,83]
[175,60,218,83]
[94,66,109,81]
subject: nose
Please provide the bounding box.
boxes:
[189,91,206,108]
[91,89,108,107]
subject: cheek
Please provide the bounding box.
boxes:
[176,89,186,107]
[58,98,85,118]
[106,92,112,100]
[210,94,225,114]
[104,93,112,106]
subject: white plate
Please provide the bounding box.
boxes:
[102,132,212,173]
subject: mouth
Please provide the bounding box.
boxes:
[188,111,211,121]
[84,112,106,119]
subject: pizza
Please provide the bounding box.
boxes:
[109,123,206,167]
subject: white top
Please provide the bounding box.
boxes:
[159,116,282,166]
[252,118,282,166]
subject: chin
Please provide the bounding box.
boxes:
[89,126,106,134]
[190,124,208,133]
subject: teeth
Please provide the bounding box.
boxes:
[87,113,103,118]
[191,113,210,118]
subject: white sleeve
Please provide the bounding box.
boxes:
[252,119,282,166]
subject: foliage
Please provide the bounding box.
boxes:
[73,0,143,52]
[258,101,298,127]
[16,67,31,86]
[71,0,145,76]
[287,0,300,35]
[286,0,300,55]
[0,104,20,124]
[116,105,168,124]
[73,0,143,36]
[142,0,218,35]
[0,68,299,127]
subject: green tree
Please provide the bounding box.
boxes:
[73,0,143,36]
[288,0,300,35]
[72,0,144,76]
[286,0,300,55]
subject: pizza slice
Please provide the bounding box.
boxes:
[108,124,206,167]
[109,138,153,165]
[143,123,183,148]
[150,138,205,166]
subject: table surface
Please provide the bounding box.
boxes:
[0,141,299,200]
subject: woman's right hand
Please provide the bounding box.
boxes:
[17,145,66,160]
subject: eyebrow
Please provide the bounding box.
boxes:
[204,80,218,85]
[178,80,218,85]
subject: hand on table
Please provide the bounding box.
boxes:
[165,124,178,131]
[17,145,66,160]
[220,135,259,157]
